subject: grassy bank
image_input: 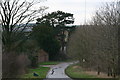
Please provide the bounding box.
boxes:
[22,61,60,78]
[65,64,117,80]
[39,61,60,65]
[65,64,95,78]
[22,66,50,78]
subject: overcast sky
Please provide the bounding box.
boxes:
[39,0,118,25]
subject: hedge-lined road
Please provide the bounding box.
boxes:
[46,61,78,78]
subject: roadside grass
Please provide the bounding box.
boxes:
[65,64,117,80]
[39,61,60,65]
[22,66,50,78]
[21,61,60,78]
[65,64,96,78]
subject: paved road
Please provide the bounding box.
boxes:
[46,61,78,78]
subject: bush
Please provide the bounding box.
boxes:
[29,56,38,68]
[2,53,30,78]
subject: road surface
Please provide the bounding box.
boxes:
[46,61,78,78]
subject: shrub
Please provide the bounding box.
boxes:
[2,53,30,78]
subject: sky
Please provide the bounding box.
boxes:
[39,0,118,25]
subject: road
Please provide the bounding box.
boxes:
[46,61,78,78]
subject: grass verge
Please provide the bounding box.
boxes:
[22,66,50,78]
[65,64,117,80]
[65,64,96,78]
[21,61,60,78]
[39,61,60,65]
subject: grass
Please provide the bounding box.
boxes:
[39,61,60,65]
[21,61,60,78]
[65,64,117,80]
[22,66,50,78]
[65,64,96,78]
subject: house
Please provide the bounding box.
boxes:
[37,49,49,63]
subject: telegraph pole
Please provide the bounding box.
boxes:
[84,0,86,25]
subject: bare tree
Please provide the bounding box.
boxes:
[0,0,48,53]
[90,2,120,26]
[67,1,119,77]
[90,1,120,76]
[67,25,118,77]
[0,0,48,78]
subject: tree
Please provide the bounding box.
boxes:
[90,1,120,76]
[36,11,74,52]
[31,25,61,60]
[0,0,47,53]
[90,2,120,26]
[36,10,74,27]
[0,0,47,78]
[67,1,119,77]
[67,25,118,77]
